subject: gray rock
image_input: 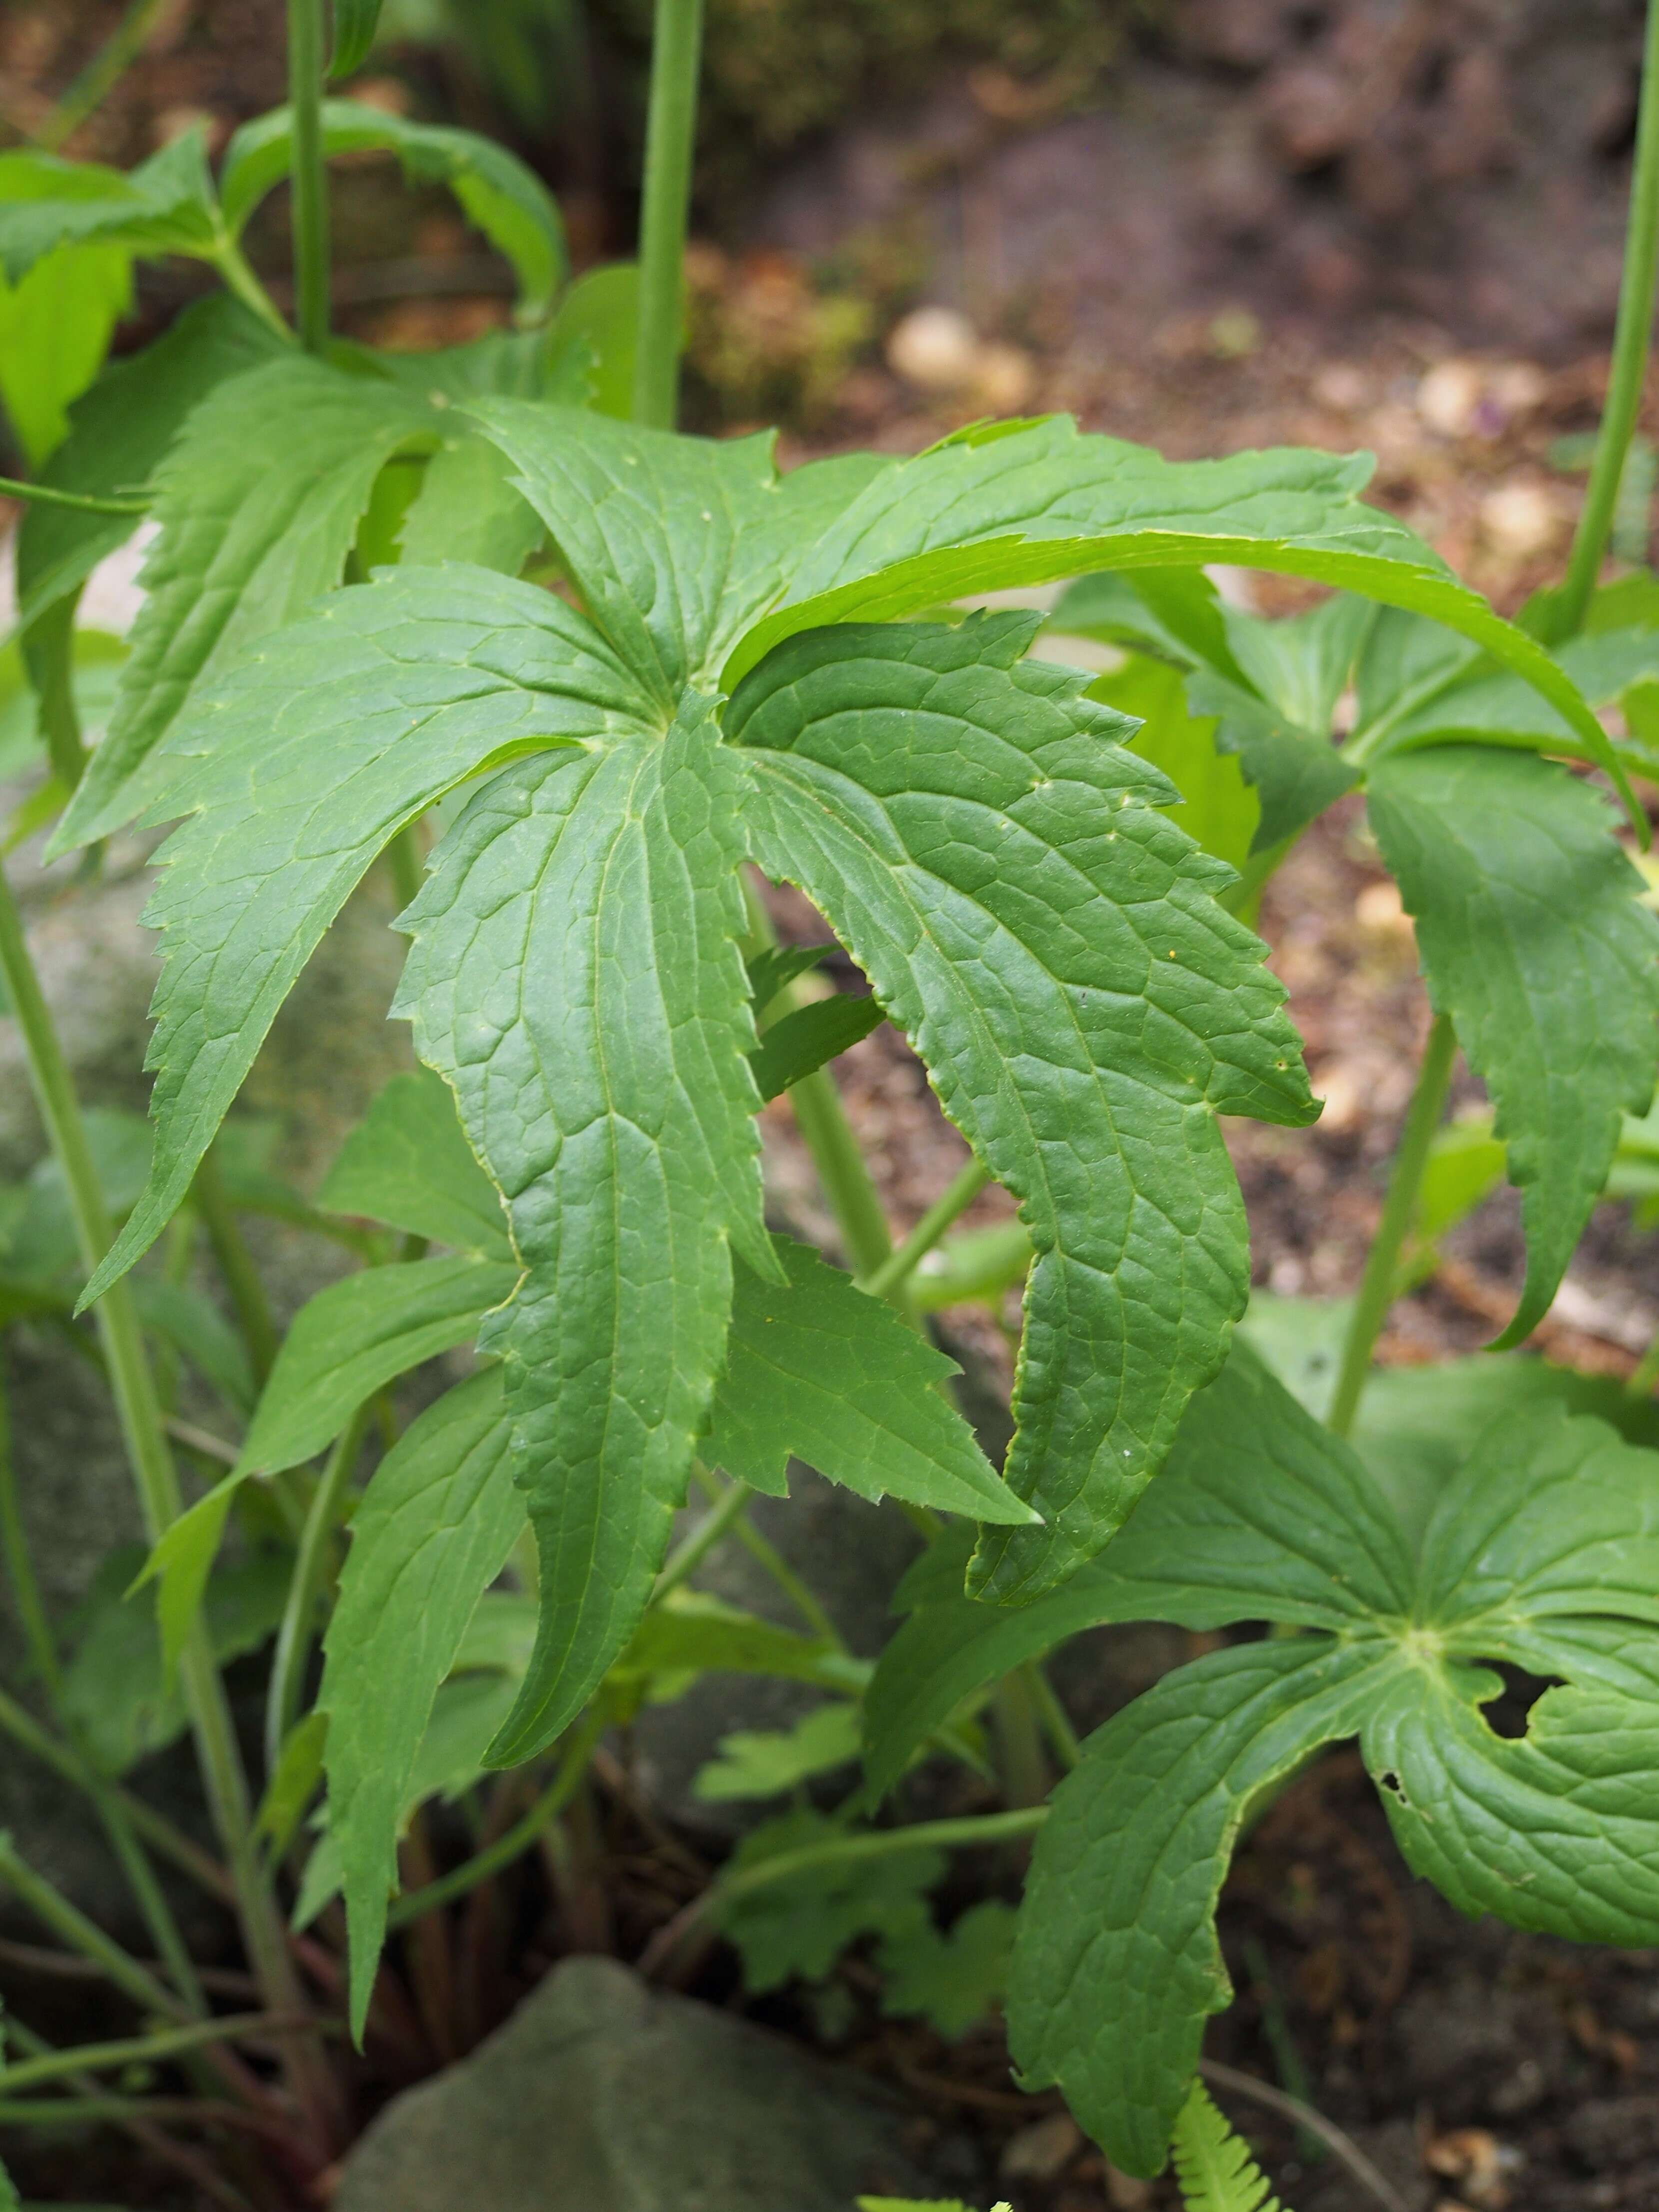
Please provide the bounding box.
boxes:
[334,1956,934,2212]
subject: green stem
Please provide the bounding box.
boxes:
[0,862,334,2152]
[192,1148,278,1386]
[1327,1012,1458,1438]
[990,1668,1048,1809]
[690,1460,840,1645]
[208,240,294,344]
[716,1805,1046,1911]
[26,597,87,793]
[908,1217,1030,1313]
[0,476,148,516]
[861,1159,990,1303]
[0,2013,290,2098]
[384,822,426,910]
[1558,0,1659,634]
[286,0,332,354]
[386,1705,608,1928]
[654,1471,754,1598]
[1024,1659,1080,1772]
[264,1403,370,1773]
[631,0,706,428]
[0,1835,184,2022]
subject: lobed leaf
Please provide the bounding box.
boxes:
[703,1233,1033,1522]
[1170,2083,1284,2212]
[0,135,220,287]
[730,615,1315,1597]
[1367,746,1659,1343]
[320,1065,512,1260]
[396,696,774,1764]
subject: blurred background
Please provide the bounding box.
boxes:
[2,0,1654,618]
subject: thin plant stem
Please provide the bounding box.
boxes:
[28,598,86,792]
[1199,2059,1410,2212]
[1558,0,1659,635]
[386,1705,608,1928]
[0,2013,300,2098]
[1327,1012,1458,1439]
[861,1159,990,1303]
[208,240,294,343]
[654,1472,754,1599]
[0,861,336,2153]
[631,0,706,428]
[0,1374,204,2011]
[1023,1659,1080,1772]
[689,1460,840,1645]
[384,821,426,910]
[990,1667,1048,1809]
[286,0,332,354]
[0,475,148,516]
[192,1147,278,1385]
[264,1402,371,1773]
[0,1834,186,2022]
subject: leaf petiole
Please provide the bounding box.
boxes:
[861,1159,990,1305]
[0,476,148,517]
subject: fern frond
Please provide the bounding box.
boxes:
[1170,2083,1287,2212]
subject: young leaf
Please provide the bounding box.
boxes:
[320,1065,512,1259]
[52,354,439,850]
[0,135,221,286]
[730,615,1316,1597]
[716,1807,942,1991]
[318,1366,522,2034]
[1008,1636,1396,2178]
[396,698,774,1766]
[78,566,650,1304]
[0,151,131,467]
[1170,2083,1284,2212]
[703,1234,1032,1522]
[748,991,886,1099]
[220,102,568,322]
[693,1702,863,1802]
[878,1898,1016,2037]
[330,0,383,76]
[1366,746,1659,1343]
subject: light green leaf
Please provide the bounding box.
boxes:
[705,1235,1030,1521]
[862,1343,1409,1796]
[330,0,384,76]
[730,615,1315,1598]
[614,1590,864,1698]
[1414,1114,1506,1248]
[1170,2083,1285,2212]
[878,1898,1015,2037]
[80,565,648,1304]
[748,991,886,1100]
[548,263,639,419]
[320,1065,511,1259]
[0,221,130,467]
[1090,655,1260,871]
[222,101,567,322]
[722,416,1632,817]
[52,354,439,851]
[1366,746,1659,1343]
[693,1701,862,1802]
[1007,1636,1396,2178]
[1365,624,1659,758]
[130,1277,256,1417]
[396,696,774,1765]
[256,1711,329,1857]
[716,1807,942,1992]
[319,1366,521,2035]
[0,135,221,287]
[395,433,546,578]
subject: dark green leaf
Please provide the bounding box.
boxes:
[1367,746,1659,1343]
[692,1702,862,1802]
[716,1807,942,1992]
[705,1235,1032,1520]
[878,1899,1015,2038]
[748,991,885,1100]
[731,615,1315,1597]
[320,1065,512,1259]
[396,696,774,1764]
[319,1366,521,2034]
[330,0,382,76]
[614,1590,862,1697]
[746,941,832,1011]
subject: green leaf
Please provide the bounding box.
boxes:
[79,565,648,1304]
[320,1065,511,1258]
[464,401,894,700]
[130,1277,256,1418]
[693,1701,862,1802]
[52,354,440,852]
[318,1366,522,2035]
[14,293,286,643]
[878,1898,1015,2037]
[548,264,640,420]
[62,1545,290,1775]
[716,1807,942,1991]
[720,416,1634,819]
[222,102,568,322]
[862,1343,1410,1796]
[1414,1114,1506,1248]
[730,614,1316,1598]
[705,1235,1034,1522]
[748,991,886,1100]
[330,0,384,76]
[396,695,774,1765]
[1366,746,1659,1344]
[746,941,833,1011]
[142,1255,514,1674]
[395,433,546,579]
[613,1589,864,1699]
[1170,2083,1284,2212]
[1090,655,1260,871]
[256,1711,329,1857]
[0,136,221,287]
[1363,624,1659,759]
[1007,1636,1396,2177]
[0,216,130,467]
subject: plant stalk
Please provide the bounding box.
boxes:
[0,476,148,516]
[192,1148,278,1385]
[1558,0,1659,633]
[689,1460,841,1644]
[654,1471,755,1598]
[861,1159,990,1303]
[632,0,706,428]
[286,0,332,354]
[264,1402,370,1773]
[0,861,337,2155]
[1327,1012,1458,1438]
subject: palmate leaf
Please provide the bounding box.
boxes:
[998,1356,1659,2175]
[702,1233,1034,1522]
[394,698,776,1766]
[1366,746,1659,1342]
[730,615,1316,1598]
[318,1366,522,2035]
